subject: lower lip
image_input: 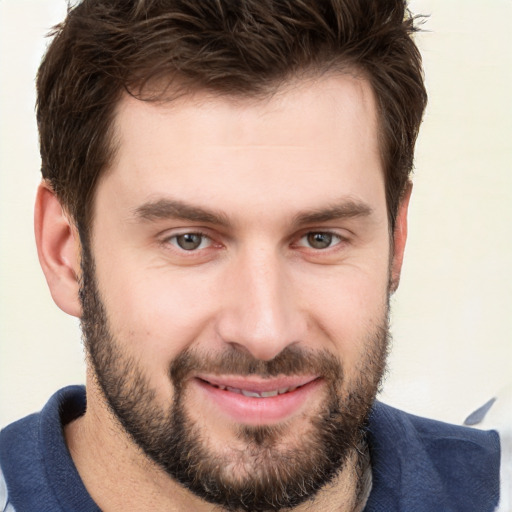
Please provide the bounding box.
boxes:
[193,378,322,425]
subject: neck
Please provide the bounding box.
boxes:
[64,374,369,511]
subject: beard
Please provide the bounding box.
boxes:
[79,244,390,512]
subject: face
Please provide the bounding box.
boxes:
[81,75,397,511]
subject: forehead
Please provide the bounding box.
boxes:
[98,73,384,225]
[115,73,378,150]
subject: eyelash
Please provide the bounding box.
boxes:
[161,230,346,254]
[163,231,214,252]
[296,231,344,250]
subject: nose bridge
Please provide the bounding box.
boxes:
[218,244,302,361]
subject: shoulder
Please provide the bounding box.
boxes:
[0,411,45,510]
[0,386,95,512]
[0,464,15,512]
[371,400,500,451]
[364,401,500,512]
[462,387,512,512]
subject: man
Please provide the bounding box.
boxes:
[0,0,503,511]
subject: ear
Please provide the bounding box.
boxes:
[34,182,82,317]
[389,182,412,293]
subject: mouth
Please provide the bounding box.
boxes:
[198,377,311,397]
[193,375,322,425]
[204,383,303,398]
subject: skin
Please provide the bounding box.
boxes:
[35,73,410,511]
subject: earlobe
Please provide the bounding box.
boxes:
[34,182,82,317]
[389,182,412,293]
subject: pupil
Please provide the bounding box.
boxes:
[177,233,201,250]
[308,232,332,249]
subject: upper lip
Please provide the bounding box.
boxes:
[196,374,319,393]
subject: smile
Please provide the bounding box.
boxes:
[194,375,322,425]
[204,382,302,398]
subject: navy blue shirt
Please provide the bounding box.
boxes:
[0,386,501,511]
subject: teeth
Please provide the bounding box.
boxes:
[212,384,300,397]
[241,390,262,398]
[260,390,279,397]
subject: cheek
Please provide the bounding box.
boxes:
[298,261,390,364]
[94,260,220,363]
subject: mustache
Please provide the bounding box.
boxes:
[169,345,343,391]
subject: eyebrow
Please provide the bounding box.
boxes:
[133,199,231,227]
[291,199,373,226]
[132,197,373,228]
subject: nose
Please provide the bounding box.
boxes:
[216,246,306,361]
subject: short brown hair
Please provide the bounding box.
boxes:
[37,0,427,234]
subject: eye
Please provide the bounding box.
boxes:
[299,232,342,250]
[169,233,211,251]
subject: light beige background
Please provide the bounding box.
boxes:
[1,0,511,428]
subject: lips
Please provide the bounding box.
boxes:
[197,374,317,392]
[193,374,322,425]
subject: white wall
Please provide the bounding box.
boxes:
[1,0,511,428]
